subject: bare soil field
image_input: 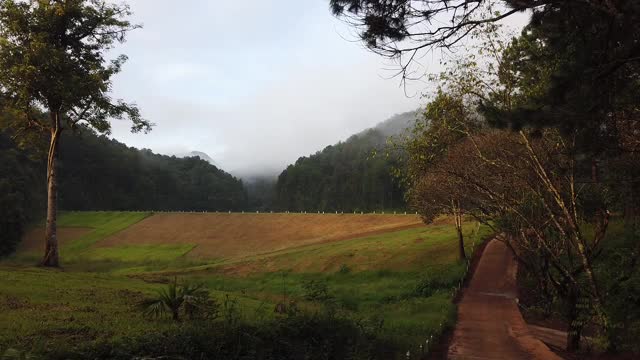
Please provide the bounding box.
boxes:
[98,213,423,259]
[19,227,92,252]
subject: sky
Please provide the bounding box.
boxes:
[107,0,525,177]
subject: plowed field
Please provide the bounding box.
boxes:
[98,213,423,259]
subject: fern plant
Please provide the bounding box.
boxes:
[139,277,219,321]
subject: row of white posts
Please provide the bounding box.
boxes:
[87,210,419,215]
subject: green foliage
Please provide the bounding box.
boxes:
[338,263,352,274]
[302,279,333,302]
[1,128,248,217]
[276,112,415,212]
[139,278,219,321]
[37,311,398,360]
[221,295,242,328]
[0,0,150,136]
[412,264,464,298]
[0,133,43,257]
[54,129,248,211]
[0,0,151,265]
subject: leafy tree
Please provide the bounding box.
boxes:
[0,0,151,266]
[436,129,615,350]
[397,24,508,261]
[404,92,482,261]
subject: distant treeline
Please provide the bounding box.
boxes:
[0,128,248,256]
[274,112,415,212]
[0,132,43,256]
[55,130,247,212]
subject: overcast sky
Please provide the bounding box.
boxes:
[108,0,524,176]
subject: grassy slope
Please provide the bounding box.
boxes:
[0,267,269,352]
[0,212,492,355]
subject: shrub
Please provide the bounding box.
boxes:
[302,279,333,302]
[37,312,399,360]
[338,264,352,274]
[139,278,219,321]
[412,266,463,297]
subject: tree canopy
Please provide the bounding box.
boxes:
[275,112,415,212]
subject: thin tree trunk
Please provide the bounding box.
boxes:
[41,113,62,267]
[566,288,582,352]
[520,131,608,330]
[453,200,466,261]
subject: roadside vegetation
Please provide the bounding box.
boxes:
[331,1,640,355]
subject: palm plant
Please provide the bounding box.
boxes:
[139,277,218,321]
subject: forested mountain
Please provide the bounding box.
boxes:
[0,129,248,256]
[56,131,247,211]
[275,111,416,212]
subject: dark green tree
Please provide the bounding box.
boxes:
[0,132,43,257]
[276,127,407,213]
[0,0,151,266]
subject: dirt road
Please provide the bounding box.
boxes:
[447,239,562,359]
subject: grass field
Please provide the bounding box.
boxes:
[0,211,491,358]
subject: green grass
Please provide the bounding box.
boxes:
[60,211,152,253]
[0,212,492,357]
[8,211,201,270]
[84,244,196,262]
[166,222,490,275]
[0,267,275,353]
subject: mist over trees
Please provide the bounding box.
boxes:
[275,112,415,212]
[56,130,248,212]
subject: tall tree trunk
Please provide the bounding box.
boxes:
[41,113,62,267]
[453,199,466,261]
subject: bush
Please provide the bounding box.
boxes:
[302,279,333,302]
[412,265,464,297]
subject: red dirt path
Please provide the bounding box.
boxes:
[447,239,562,359]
